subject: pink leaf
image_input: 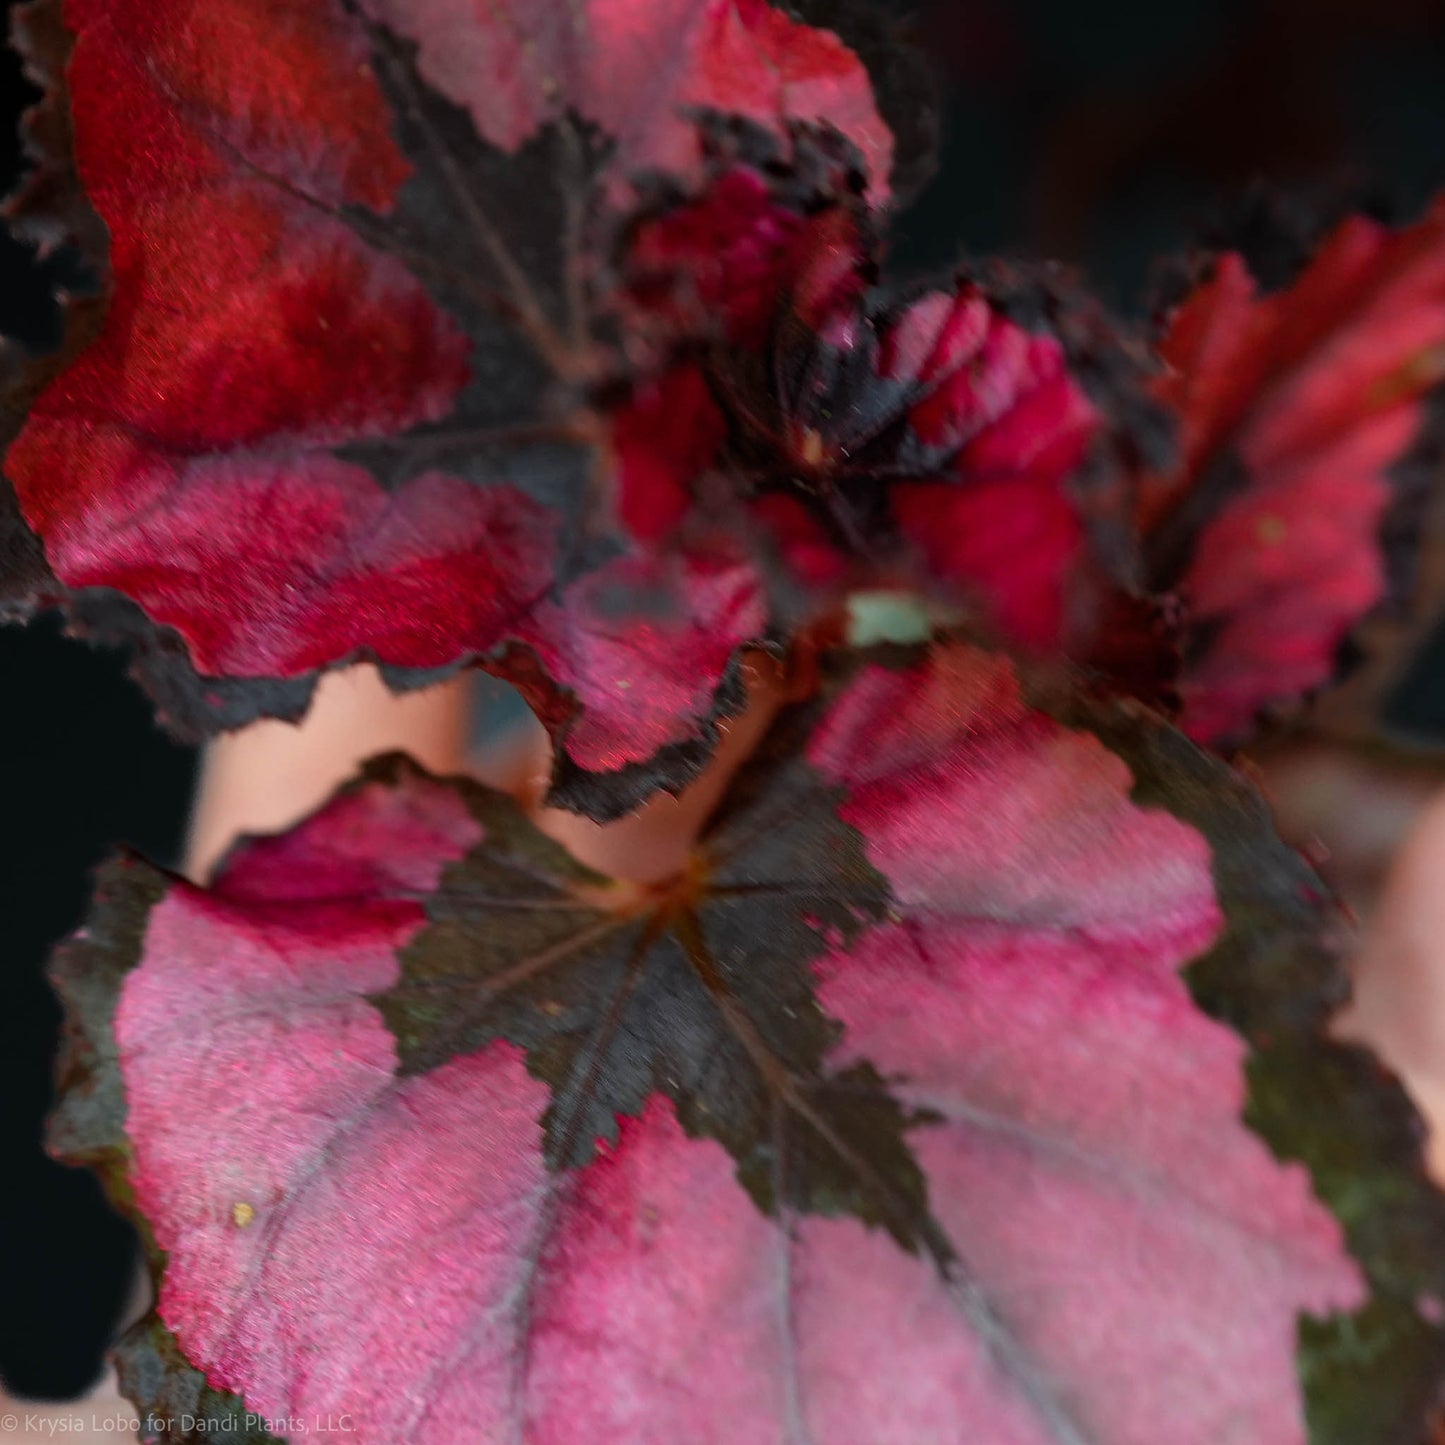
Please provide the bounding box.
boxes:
[58,650,1373,1443]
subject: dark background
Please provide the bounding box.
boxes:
[4,0,1445,1400]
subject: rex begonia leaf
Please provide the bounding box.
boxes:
[1130,198,1445,746]
[1076,700,1445,1442]
[0,0,899,785]
[49,643,1445,1442]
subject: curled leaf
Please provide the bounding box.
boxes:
[1118,199,1445,745]
[616,132,1164,651]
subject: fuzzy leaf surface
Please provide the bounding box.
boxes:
[47,647,1429,1444]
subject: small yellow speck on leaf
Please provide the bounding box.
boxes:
[1256,515,1287,545]
[232,1201,256,1228]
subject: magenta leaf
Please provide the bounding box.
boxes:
[616,142,1169,650]
[1076,701,1445,1442]
[513,546,771,818]
[48,643,1445,1443]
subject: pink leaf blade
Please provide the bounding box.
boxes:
[49,652,1444,1443]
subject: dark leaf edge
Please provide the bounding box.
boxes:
[532,632,766,819]
[1052,688,1445,1444]
[0,0,326,738]
[779,0,940,206]
[11,573,762,816]
[45,855,284,1444]
[0,0,105,620]
[112,1315,288,1445]
[5,0,108,264]
[1150,181,1404,316]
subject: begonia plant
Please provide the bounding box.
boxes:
[5,1,1445,1440]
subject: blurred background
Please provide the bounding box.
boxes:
[6,0,1445,1405]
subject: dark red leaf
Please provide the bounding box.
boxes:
[611,364,730,543]
[3,0,903,783]
[620,123,873,352]
[5,0,551,671]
